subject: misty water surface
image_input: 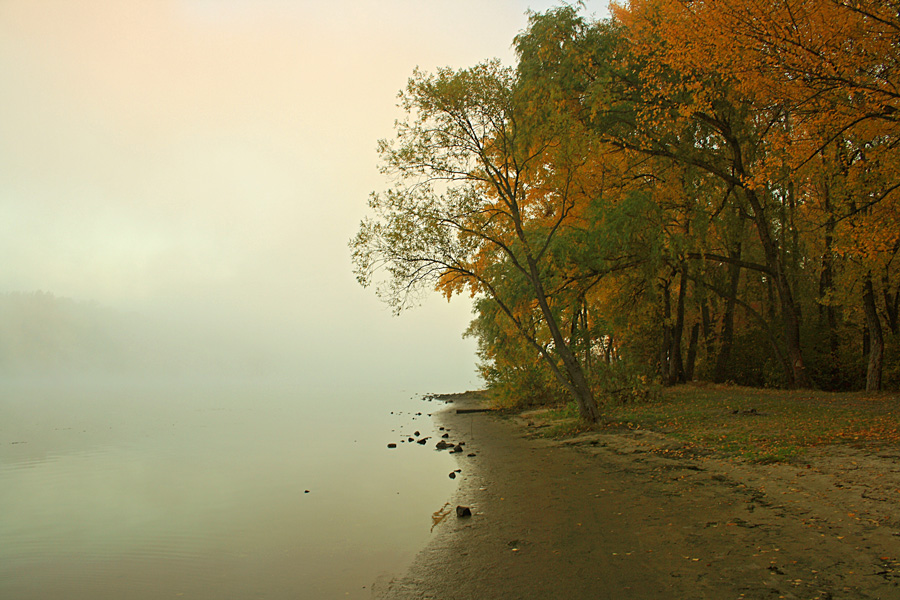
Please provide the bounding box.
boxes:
[0,378,458,599]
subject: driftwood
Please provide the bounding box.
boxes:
[456,408,493,414]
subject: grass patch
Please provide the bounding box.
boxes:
[597,383,900,462]
[520,403,594,439]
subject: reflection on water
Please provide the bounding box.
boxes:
[0,380,456,599]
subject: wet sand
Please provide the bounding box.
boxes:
[373,393,900,599]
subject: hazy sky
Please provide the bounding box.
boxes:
[0,0,607,391]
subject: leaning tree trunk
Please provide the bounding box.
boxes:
[527,258,601,422]
[863,276,884,392]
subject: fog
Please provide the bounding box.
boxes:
[0,0,607,392]
[2,5,624,596]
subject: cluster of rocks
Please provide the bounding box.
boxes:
[435,427,478,458]
[386,426,476,459]
[435,438,464,453]
[385,428,430,449]
[384,405,483,511]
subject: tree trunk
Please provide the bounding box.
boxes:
[604,334,615,363]
[700,289,715,359]
[719,121,809,388]
[526,258,600,422]
[863,276,884,392]
[714,245,742,383]
[581,305,592,372]
[882,276,899,335]
[685,322,700,381]
[668,265,687,385]
[819,180,840,379]
[660,279,672,383]
[744,188,810,387]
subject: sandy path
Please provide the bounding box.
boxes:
[373,395,900,600]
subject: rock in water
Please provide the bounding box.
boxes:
[448,472,456,479]
[435,440,451,450]
[456,506,472,518]
[387,443,397,449]
[416,437,429,445]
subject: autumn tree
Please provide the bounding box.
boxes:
[630,0,900,390]
[355,2,899,402]
[350,61,603,422]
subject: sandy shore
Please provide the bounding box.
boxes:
[372,393,900,599]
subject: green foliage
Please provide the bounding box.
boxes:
[483,362,569,410]
[592,360,662,405]
[355,2,900,405]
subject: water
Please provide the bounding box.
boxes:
[0,379,457,599]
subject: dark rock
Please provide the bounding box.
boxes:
[467,453,477,457]
[387,443,397,449]
[439,427,445,431]
[441,433,450,438]
[417,438,429,445]
[414,431,420,437]
[448,472,456,479]
[408,437,414,442]
[435,440,451,450]
[456,506,472,518]
[452,445,464,453]
[304,490,310,494]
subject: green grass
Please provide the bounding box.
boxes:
[536,383,900,463]
[532,403,588,438]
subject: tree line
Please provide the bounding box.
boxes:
[351,0,900,422]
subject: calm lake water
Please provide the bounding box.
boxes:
[0,378,457,599]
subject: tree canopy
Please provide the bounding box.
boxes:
[352,1,900,421]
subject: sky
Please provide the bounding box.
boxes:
[0,0,608,391]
